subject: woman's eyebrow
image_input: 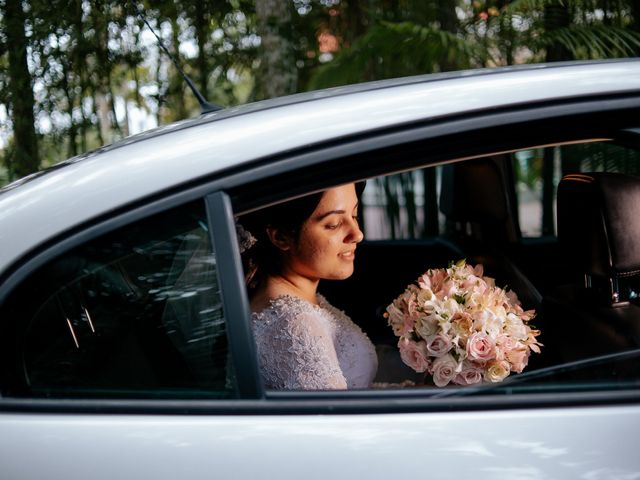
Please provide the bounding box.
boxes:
[315,202,359,220]
[315,209,345,220]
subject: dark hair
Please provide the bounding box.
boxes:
[239,182,365,290]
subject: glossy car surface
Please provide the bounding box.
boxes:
[1,59,640,480]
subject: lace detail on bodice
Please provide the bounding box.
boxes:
[251,294,378,390]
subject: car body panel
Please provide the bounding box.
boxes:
[1,405,638,480]
[1,61,640,275]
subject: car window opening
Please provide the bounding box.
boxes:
[239,136,640,396]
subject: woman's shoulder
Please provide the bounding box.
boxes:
[251,295,337,356]
[252,295,326,327]
[316,294,361,329]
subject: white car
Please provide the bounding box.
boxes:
[1,59,640,479]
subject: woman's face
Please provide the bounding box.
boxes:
[282,184,364,281]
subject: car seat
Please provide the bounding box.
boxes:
[439,156,542,311]
[542,172,640,366]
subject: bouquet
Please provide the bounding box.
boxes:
[385,260,541,387]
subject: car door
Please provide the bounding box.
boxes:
[2,65,640,480]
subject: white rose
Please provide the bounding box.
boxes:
[505,314,528,340]
[415,314,439,339]
[483,311,503,338]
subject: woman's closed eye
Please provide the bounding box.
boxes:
[326,214,358,230]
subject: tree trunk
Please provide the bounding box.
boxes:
[337,0,370,51]
[254,0,297,99]
[437,0,459,71]
[540,2,572,235]
[194,0,209,99]
[497,0,515,65]
[544,1,573,62]
[541,147,556,236]
[422,167,439,237]
[170,17,187,119]
[631,0,640,54]
[3,0,39,178]
[96,94,111,143]
[61,61,78,158]
[92,90,105,146]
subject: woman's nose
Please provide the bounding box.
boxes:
[347,218,364,243]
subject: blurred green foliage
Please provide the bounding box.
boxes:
[0,0,639,189]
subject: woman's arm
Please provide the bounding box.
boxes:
[255,310,348,390]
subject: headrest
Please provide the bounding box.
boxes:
[440,157,520,244]
[440,158,508,224]
[558,172,640,280]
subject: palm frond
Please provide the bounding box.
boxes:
[308,21,478,90]
[540,25,640,58]
[504,0,558,14]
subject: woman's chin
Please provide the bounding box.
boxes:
[331,266,355,280]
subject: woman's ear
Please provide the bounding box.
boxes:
[266,226,293,251]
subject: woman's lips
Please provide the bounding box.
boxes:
[339,250,356,260]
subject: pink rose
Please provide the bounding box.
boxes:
[495,334,517,361]
[398,337,430,373]
[466,332,496,363]
[430,354,459,387]
[452,361,483,385]
[426,333,452,357]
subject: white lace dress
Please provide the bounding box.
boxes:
[251,294,378,390]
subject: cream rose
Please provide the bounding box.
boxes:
[451,312,473,341]
[505,314,528,341]
[484,360,511,383]
[415,314,439,339]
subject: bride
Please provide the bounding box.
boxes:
[239,183,378,390]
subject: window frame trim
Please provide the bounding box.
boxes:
[206,192,263,399]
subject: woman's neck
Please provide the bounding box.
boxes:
[251,273,319,311]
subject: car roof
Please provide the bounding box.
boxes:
[1,59,640,275]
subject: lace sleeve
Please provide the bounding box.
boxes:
[254,308,348,390]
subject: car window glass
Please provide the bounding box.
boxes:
[361,167,445,240]
[513,141,640,237]
[242,137,640,396]
[0,200,235,399]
